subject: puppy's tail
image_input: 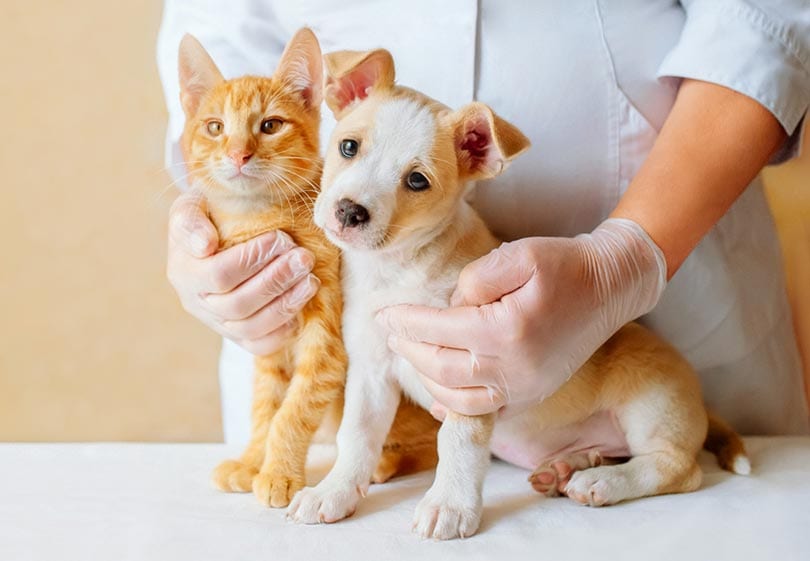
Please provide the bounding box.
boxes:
[704,412,751,475]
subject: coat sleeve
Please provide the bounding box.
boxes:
[658,0,810,163]
[155,0,289,187]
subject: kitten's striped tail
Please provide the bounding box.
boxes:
[704,412,751,475]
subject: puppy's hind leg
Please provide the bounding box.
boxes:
[564,396,706,507]
[529,451,611,497]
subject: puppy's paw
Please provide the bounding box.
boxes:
[412,492,481,540]
[252,470,304,508]
[528,466,564,497]
[212,459,258,493]
[564,466,626,507]
[287,482,362,524]
[529,452,603,497]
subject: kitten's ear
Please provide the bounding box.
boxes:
[178,34,224,117]
[323,49,395,118]
[448,102,531,180]
[275,27,323,110]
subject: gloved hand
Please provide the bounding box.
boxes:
[166,190,320,356]
[376,218,667,418]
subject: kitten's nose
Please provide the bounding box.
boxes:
[336,198,370,228]
[229,150,253,169]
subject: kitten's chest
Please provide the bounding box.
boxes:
[210,204,305,251]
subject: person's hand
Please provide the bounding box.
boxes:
[166,190,320,355]
[375,218,667,418]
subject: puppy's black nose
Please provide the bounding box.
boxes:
[336,198,370,228]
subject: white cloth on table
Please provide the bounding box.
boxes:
[2,439,809,561]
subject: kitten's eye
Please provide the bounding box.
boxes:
[206,120,223,137]
[340,139,359,158]
[406,171,430,191]
[261,118,283,135]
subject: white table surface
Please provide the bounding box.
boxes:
[2,438,809,561]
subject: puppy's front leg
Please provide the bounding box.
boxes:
[288,369,400,524]
[413,411,495,540]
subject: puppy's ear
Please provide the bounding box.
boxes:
[450,102,530,180]
[275,27,323,110]
[323,49,395,118]
[178,34,224,117]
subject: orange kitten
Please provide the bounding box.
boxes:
[178,29,345,507]
[177,29,438,507]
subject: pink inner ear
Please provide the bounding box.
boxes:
[330,64,379,111]
[299,85,315,107]
[460,118,493,170]
[462,131,489,161]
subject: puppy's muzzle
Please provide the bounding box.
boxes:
[336,198,370,228]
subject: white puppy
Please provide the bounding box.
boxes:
[288,49,748,540]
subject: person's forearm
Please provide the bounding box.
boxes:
[611,79,787,278]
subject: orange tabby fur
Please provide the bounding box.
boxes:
[177,29,438,507]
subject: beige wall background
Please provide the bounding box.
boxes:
[0,2,808,442]
[1,1,222,442]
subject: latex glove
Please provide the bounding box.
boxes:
[166,190,320,356]
[376,218,667,418]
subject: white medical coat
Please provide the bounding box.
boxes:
[157,0,810,443]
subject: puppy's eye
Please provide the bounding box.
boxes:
[261,118,283,135]
[406,171,430,191]
[206,120,223,137]
[340,139,359,158]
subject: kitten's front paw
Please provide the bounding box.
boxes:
[212,459,258,493]
[412,491,482,540]
[252,471,304,508]
[287,481,363,524]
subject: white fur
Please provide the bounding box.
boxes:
[733,456,752,476]
[287,211,485,535]
[413,414,490,539]
[289,97,491,539]
[314,97,436,250]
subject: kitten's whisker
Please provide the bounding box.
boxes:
[271,162,320,193]
[263,169,301,229]
[272,155,320,164]
[274,171,315,223]
[151,168,201,204]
